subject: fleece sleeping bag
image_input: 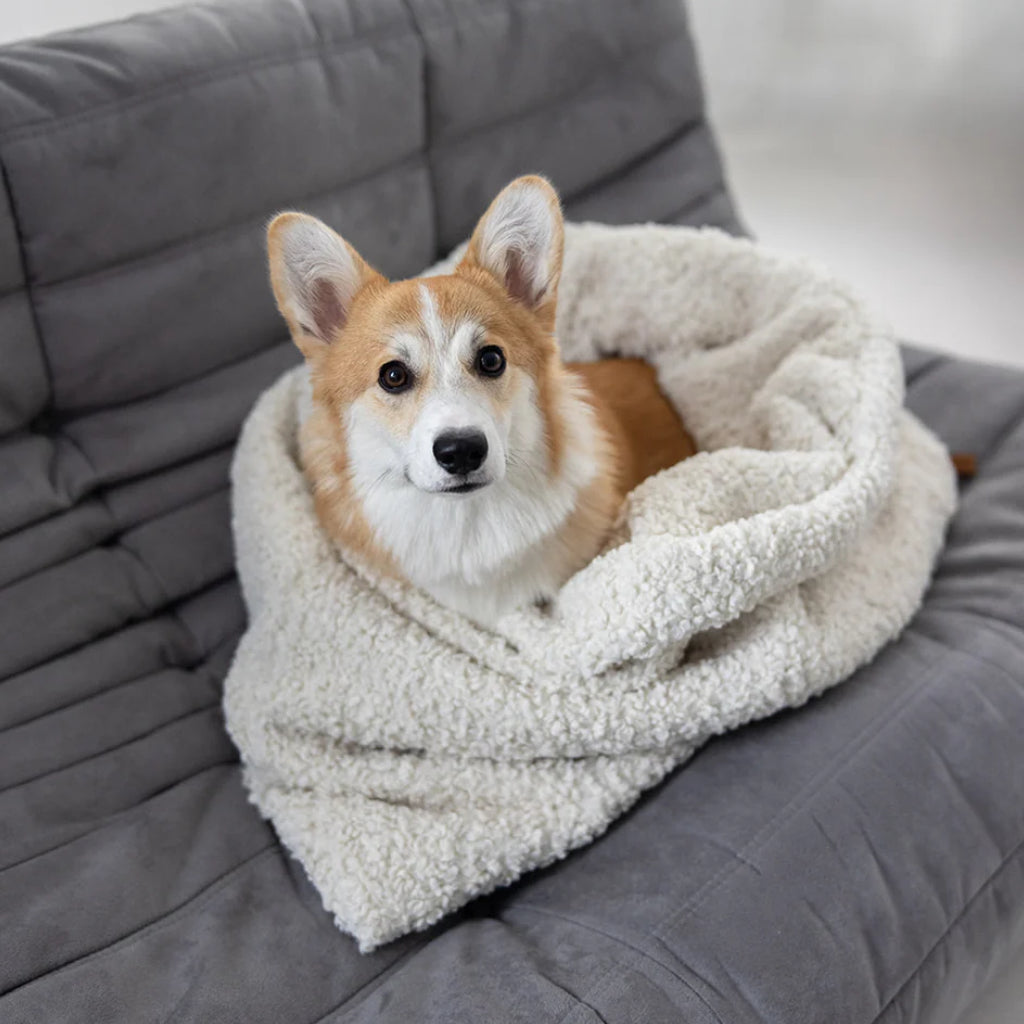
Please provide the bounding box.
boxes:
[223,223,956,951]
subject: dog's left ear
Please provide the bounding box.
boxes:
[459,175,564,328]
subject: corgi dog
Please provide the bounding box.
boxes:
[267,176,694,625]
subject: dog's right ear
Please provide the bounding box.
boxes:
[267,212,382,361]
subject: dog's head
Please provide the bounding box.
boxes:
[268,176,565,498]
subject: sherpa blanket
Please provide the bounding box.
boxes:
[224,223,956,951]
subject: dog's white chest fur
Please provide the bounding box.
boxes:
[347,377,601,625]
[373,489,578,624]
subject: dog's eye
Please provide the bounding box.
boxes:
[379,361,412,393]
[476,345,506,377]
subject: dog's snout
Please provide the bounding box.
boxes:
[433,430,488,475]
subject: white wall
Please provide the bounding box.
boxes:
[688,0,1024,367]
[689,0,1024,132]
[0,0,172,44]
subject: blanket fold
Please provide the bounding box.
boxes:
[224,224,956,950]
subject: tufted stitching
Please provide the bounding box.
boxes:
[30,161,428,295]
[0,761,240,877]
[0,603,236,733]
[0,143,50,414]
[0,21,416,144]
[560,116,706,211]
[0,844,278,998]
[0,703,226,797]
[429,30,692,156]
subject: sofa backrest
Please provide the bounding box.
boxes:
[0,0,739,681]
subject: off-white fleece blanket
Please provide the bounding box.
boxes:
[224,223,956,951]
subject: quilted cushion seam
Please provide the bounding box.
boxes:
[0,761,237,876]
[409,0,665,34]
[910,609,1024,660]
[507,903,724,1024]
[0,495,115,588]
[560,116,706,210]
[871,829,1024,1024]
[0,20,416,144]
[33,155,428,295]
[0,556,234,689]
[56,432,175,609]
[305,939,457,1023]
[0,441,237,587]
[0,626,234,735]
[0,704,222,796]
[0,146,51,405]
[652,653,936,938]
[0,844,277,999]
[395,0,440,263]
[433,30,692,157]
[984,404,1024,467]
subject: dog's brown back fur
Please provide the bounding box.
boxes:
[573,357,696,502]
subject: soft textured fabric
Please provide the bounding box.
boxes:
[3,0,1024,1019]
[224,223,957,950]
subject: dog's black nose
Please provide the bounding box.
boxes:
[433,430,488,475]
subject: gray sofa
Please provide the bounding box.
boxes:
[1,1,1021,1021]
